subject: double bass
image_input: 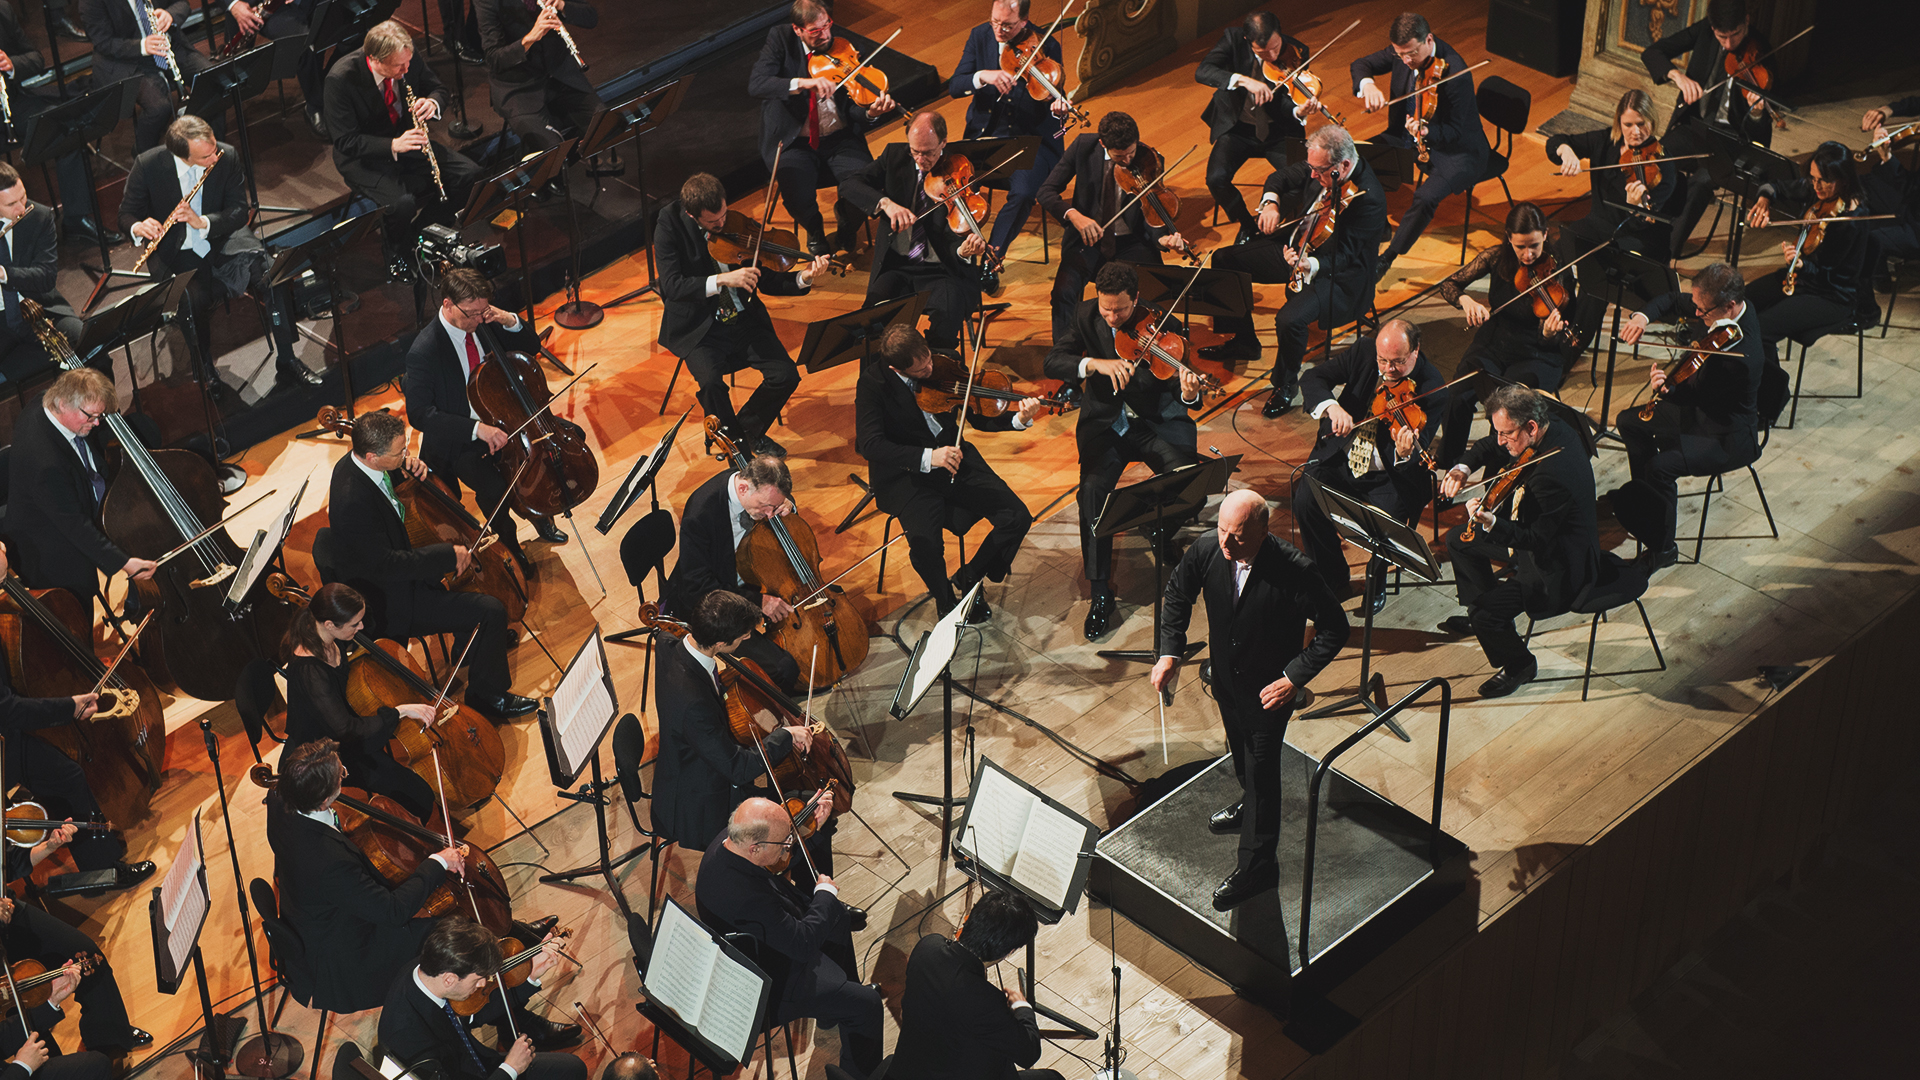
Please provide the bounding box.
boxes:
[469,326,600,522]
[705,419,870,689]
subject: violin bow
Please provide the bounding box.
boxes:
[752,142,785,270]
[1267,16,1361,120]
[1350,372,1475,429]
[792,534,907,609]
[1580,153,1707,172]
[499,363,599,444]
[462,454,536,554]
[825,28,901,98]
[1485,236,1615,319]
[1450,447,1562,498]
[1753,212,1894,228]
[1098,144,1198,234]
[1146,258,1209,344]
[1378,59,1489,109]
[149,487,279,570]
[89,611,153,698]
[1007,1,1078,86]
[947,303,993,459]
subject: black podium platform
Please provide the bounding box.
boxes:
[1090,745,1469,1008]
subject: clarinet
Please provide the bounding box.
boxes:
[402,81,448,202]
[0,72,12,130]
[146,4,187,86]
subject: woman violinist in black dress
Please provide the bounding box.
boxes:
[281,583,437,819]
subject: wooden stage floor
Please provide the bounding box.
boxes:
[36,2,1920,1078]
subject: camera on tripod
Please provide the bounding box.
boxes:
[417,224,506,278]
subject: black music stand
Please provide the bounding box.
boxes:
[581,78,694,312]
[266,207,386,435]
[460,144,576,373]
[149,812,249,1073]
[1298,475,1438,738]
[1092,454,1241,665]
[597,407,691,538]
[25,80,136,312]
[1585,238,1678,442]
[1129,261,1256,341]
[799,292,931,526]
[538,630,650,910]
[184,38,305,224]
[1356,138,1417,193]
[890,583,986,860]
[638,900,773,1075]
[1689,119,1796,265]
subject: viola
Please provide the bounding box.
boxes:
[0,951,98,1016]
[469,325,600,520]
[998,26,1088,133]
[2,799,113,848]
[1113,149,1199,265]
[1855,120,1920,162]
[450,927,573,1016]
[1260,41,1344,126]
[806,35,910,121]
[249,764,513,935]
[1458,444,1536,543]
[1722,38,1783,129]
[1111,306,1230,394]
[1410,53,1447,164]
[1287,177,1363,292]
[1638,321,1742,421]
[705,209,848,277]
[703,419,871,689]
[265,574,505,814]
[922,153,1000,271]
[913,349,1074,418]
[1783,195,1844,297]
[639,603,856,818]
[0,575,166,829]
[1516,252,1578,346]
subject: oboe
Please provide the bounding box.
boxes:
[402,81,448,201]
[145,4,186,86]
[131,149,224,274]
[0,72,13,129]
[542,0,586,71]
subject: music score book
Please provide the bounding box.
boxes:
[540,627,617,787]
[641,899,771,1068]
[954,758,1100,915]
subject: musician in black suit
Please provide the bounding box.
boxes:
[0,164,87,385]
[377,918,585,1078]
[6,369,158,605]
[80,0,211,154]
[841,112,987,352]
[1152,489,1350,911]
[323,20,482,274]
[946,0,1070,274]
[0,948,116,1080]
[660,456,804,694]
[855,324,1040,621]
[651,591,827,867]
[0,876,149,1057]
[653,172,833,458]
[475,0,602,155]
[1859,98,1920,282]
[1036,111,1186,344]
[225,0,328,133]
[264,739,460,1013]
[747,0,896,257]
[891,890,1060,1080]
[0,2,113,242]
[1291,319,1444,606]
[1611,262,1766,568]
[1044,261,1204,641]
[403,267,567,577]
[1195,11,1310,242]
[120,116,312,388]
[1203,125,1388,419]
[1351,11,1489,277]
[695,796,880,1079]
[1436,385,1601,698]
[325,411,536,720]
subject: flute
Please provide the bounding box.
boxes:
[402,81,448,202]
[541,0,585,71]
[131,149,224,274]
[146,4,186,86]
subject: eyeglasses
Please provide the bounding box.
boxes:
[77,406,108,422]
[754,834,797,852]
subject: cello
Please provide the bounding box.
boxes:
[469,325,600,522]
[249,764,513,934]
[0,573,167,828]
[704,419,871,689]
[265,575,504,814]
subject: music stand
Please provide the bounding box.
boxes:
[1585,239,1678,442]
[23,80,138,313]
[639,899,773,1073]
[538,630,647,903]
[184,38,306,224]
[1297,475,1437,738]
[890,582,985,860]
[1356,138,1417,193]
[1091,454,1241,665]
[584,78,695,311]
[267,207,385,434]
[798,290,928,375]
[149,811,247,1068]
[227,476,309,613]
[1129,261,1255,342]
[459,145,577,374]
[597,408,691,538]
[1689,119,1797,264]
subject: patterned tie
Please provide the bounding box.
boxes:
[440,1001,490,1075]
[134,5,167,73]
[74,435,106,507]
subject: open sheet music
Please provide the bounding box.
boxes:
[958,761,1094,912]
[158,811,208,979]
[547,629,615,782]
[643,900,767,1065]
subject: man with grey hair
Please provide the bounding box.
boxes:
[1151,488,1349,911]
[1203,124,1389,418]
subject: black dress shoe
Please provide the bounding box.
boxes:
[54,15,87,41]
[1479,662,1538,699]
[1207,801,1242,834]
[470,692,537,720]
[65,217,125,245]
[1083,591,1117,640]
[1370,588,1388,616]
[1198,337,1259,362]
[1261,388,1294,419]
[127,1027,154,1048]
[1211,865,1279,912]
[305,106,329,140]
[525,1020,584,1052]
[1234,224,1258,246]
[447,37,484,66]
[1640,543,1680,569]
[807,236,831,258]
[1437,615,1475,636]
[277,361,323,388]
[749,433,788,458]
[532,519,567,544]
[844,905,868,932]
[980,268,1003,297]
[114,860,157,890]
[513,915,560,943]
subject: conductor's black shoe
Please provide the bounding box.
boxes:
[1479,662,1538,699]
[113,861,156,890]
[749,433,788,458]
[277,360,323,387]
[54,15,87,41]
[127,1028,154,1048]
[470,692,538,720]
[1641,543,1680,569]
[1197,336,1259,362]
[844,905,869,933]
[1083,592,1118,640]
[532,519,568,544]
[1211,865,1278,912]
[1207,801,1242,834]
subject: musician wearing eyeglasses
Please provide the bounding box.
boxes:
[377,917,585,1080]
[474,0,604,156]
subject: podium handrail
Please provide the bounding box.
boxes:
[1297,676,1452,971]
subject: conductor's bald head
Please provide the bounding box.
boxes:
[1217,490,1271,564]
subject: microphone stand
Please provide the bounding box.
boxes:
[201,717,305,1078]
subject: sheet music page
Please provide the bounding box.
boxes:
[160,813,203,929]
[1011,799,1088,911]
[698,949,765,1063]
[167,882,206,976]
[961,766,1033,879]
[645,903,719,1029]
[553,632,612,773]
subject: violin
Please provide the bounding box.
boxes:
[1722,38,1784,129]
[450,927,573,1016]
[1354,378,1435,472]
[0,574,166,829]
[266,574,505,814]
[1111,305,1230,395]
[1515,252,1578,346]
[1638,320,1742,421]
[469,325,600,521]
[639,603,856,818]
[0,952,98,1016]
[1620,138,1663,204]
[315,407,527,624]
[1855,120,1920,161]
[1458,444,1536,543]
[998,26,1088,134]
[1113,149,1199,265]
[1287,177,1363,292]
[1782,196,1843,297]
[703,419,871,689]
[1260,42,1344,126]
[769,782,838,877]
[922,153,1001,272]
[2,800,113,849]
[806,35,910,121]
[912,349,1073,418]
[1410,53,1448,164]
[250,764,513,935]
[705,209,848,277]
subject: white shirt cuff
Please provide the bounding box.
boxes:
[704,274,720,297]
[1011,1002,1033,1013]
[1012,413,1032,430]
[498,1066,519,1080]
[1358,77,1377,96]
[814,880,839,898]
[1260,193,1278,207]
[429,854,450,870]
[789,77,804,93]
[972,70,990,90]
[470,421,482,440]
[1309,398,1335,420]
[918,448,932,473]
[1078,357,1096,378]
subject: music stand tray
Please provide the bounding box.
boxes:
[1128,261,1255,324]
[580,77,691,160]
[797,291,929,375]
[944,136,1042,188]
[1092,454,1241,664]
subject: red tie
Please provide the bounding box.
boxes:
[806,90,820,149]
[464,332,481,378]
[383,78,401,125]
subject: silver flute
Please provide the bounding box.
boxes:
[146,4,186,85]
[541,0,586,71]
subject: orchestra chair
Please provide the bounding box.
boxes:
[1523,551,1665,701]
[1436,75,1529,265]
[717,933,801,1080]
[1879,256,1905,338]
[610,711,667,927]
[252,877,338,1080]
[1678,361,1788,564]
[235,657,289,761]
[1780,313,1868,430]
[606,508,676,712]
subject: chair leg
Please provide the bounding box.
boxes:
[1856,324,1865,397]
[1635,599,1667,672]
[1524,616,1535,645]
[659,355,686,416]
[1786,339,1807,429]
[1692,472,1717,565]
[782,1022,799,1080]
[1583,612,1602,702]
[308,1010,329,1080]
[1748,465,1779,539]
[878,515,894,592]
